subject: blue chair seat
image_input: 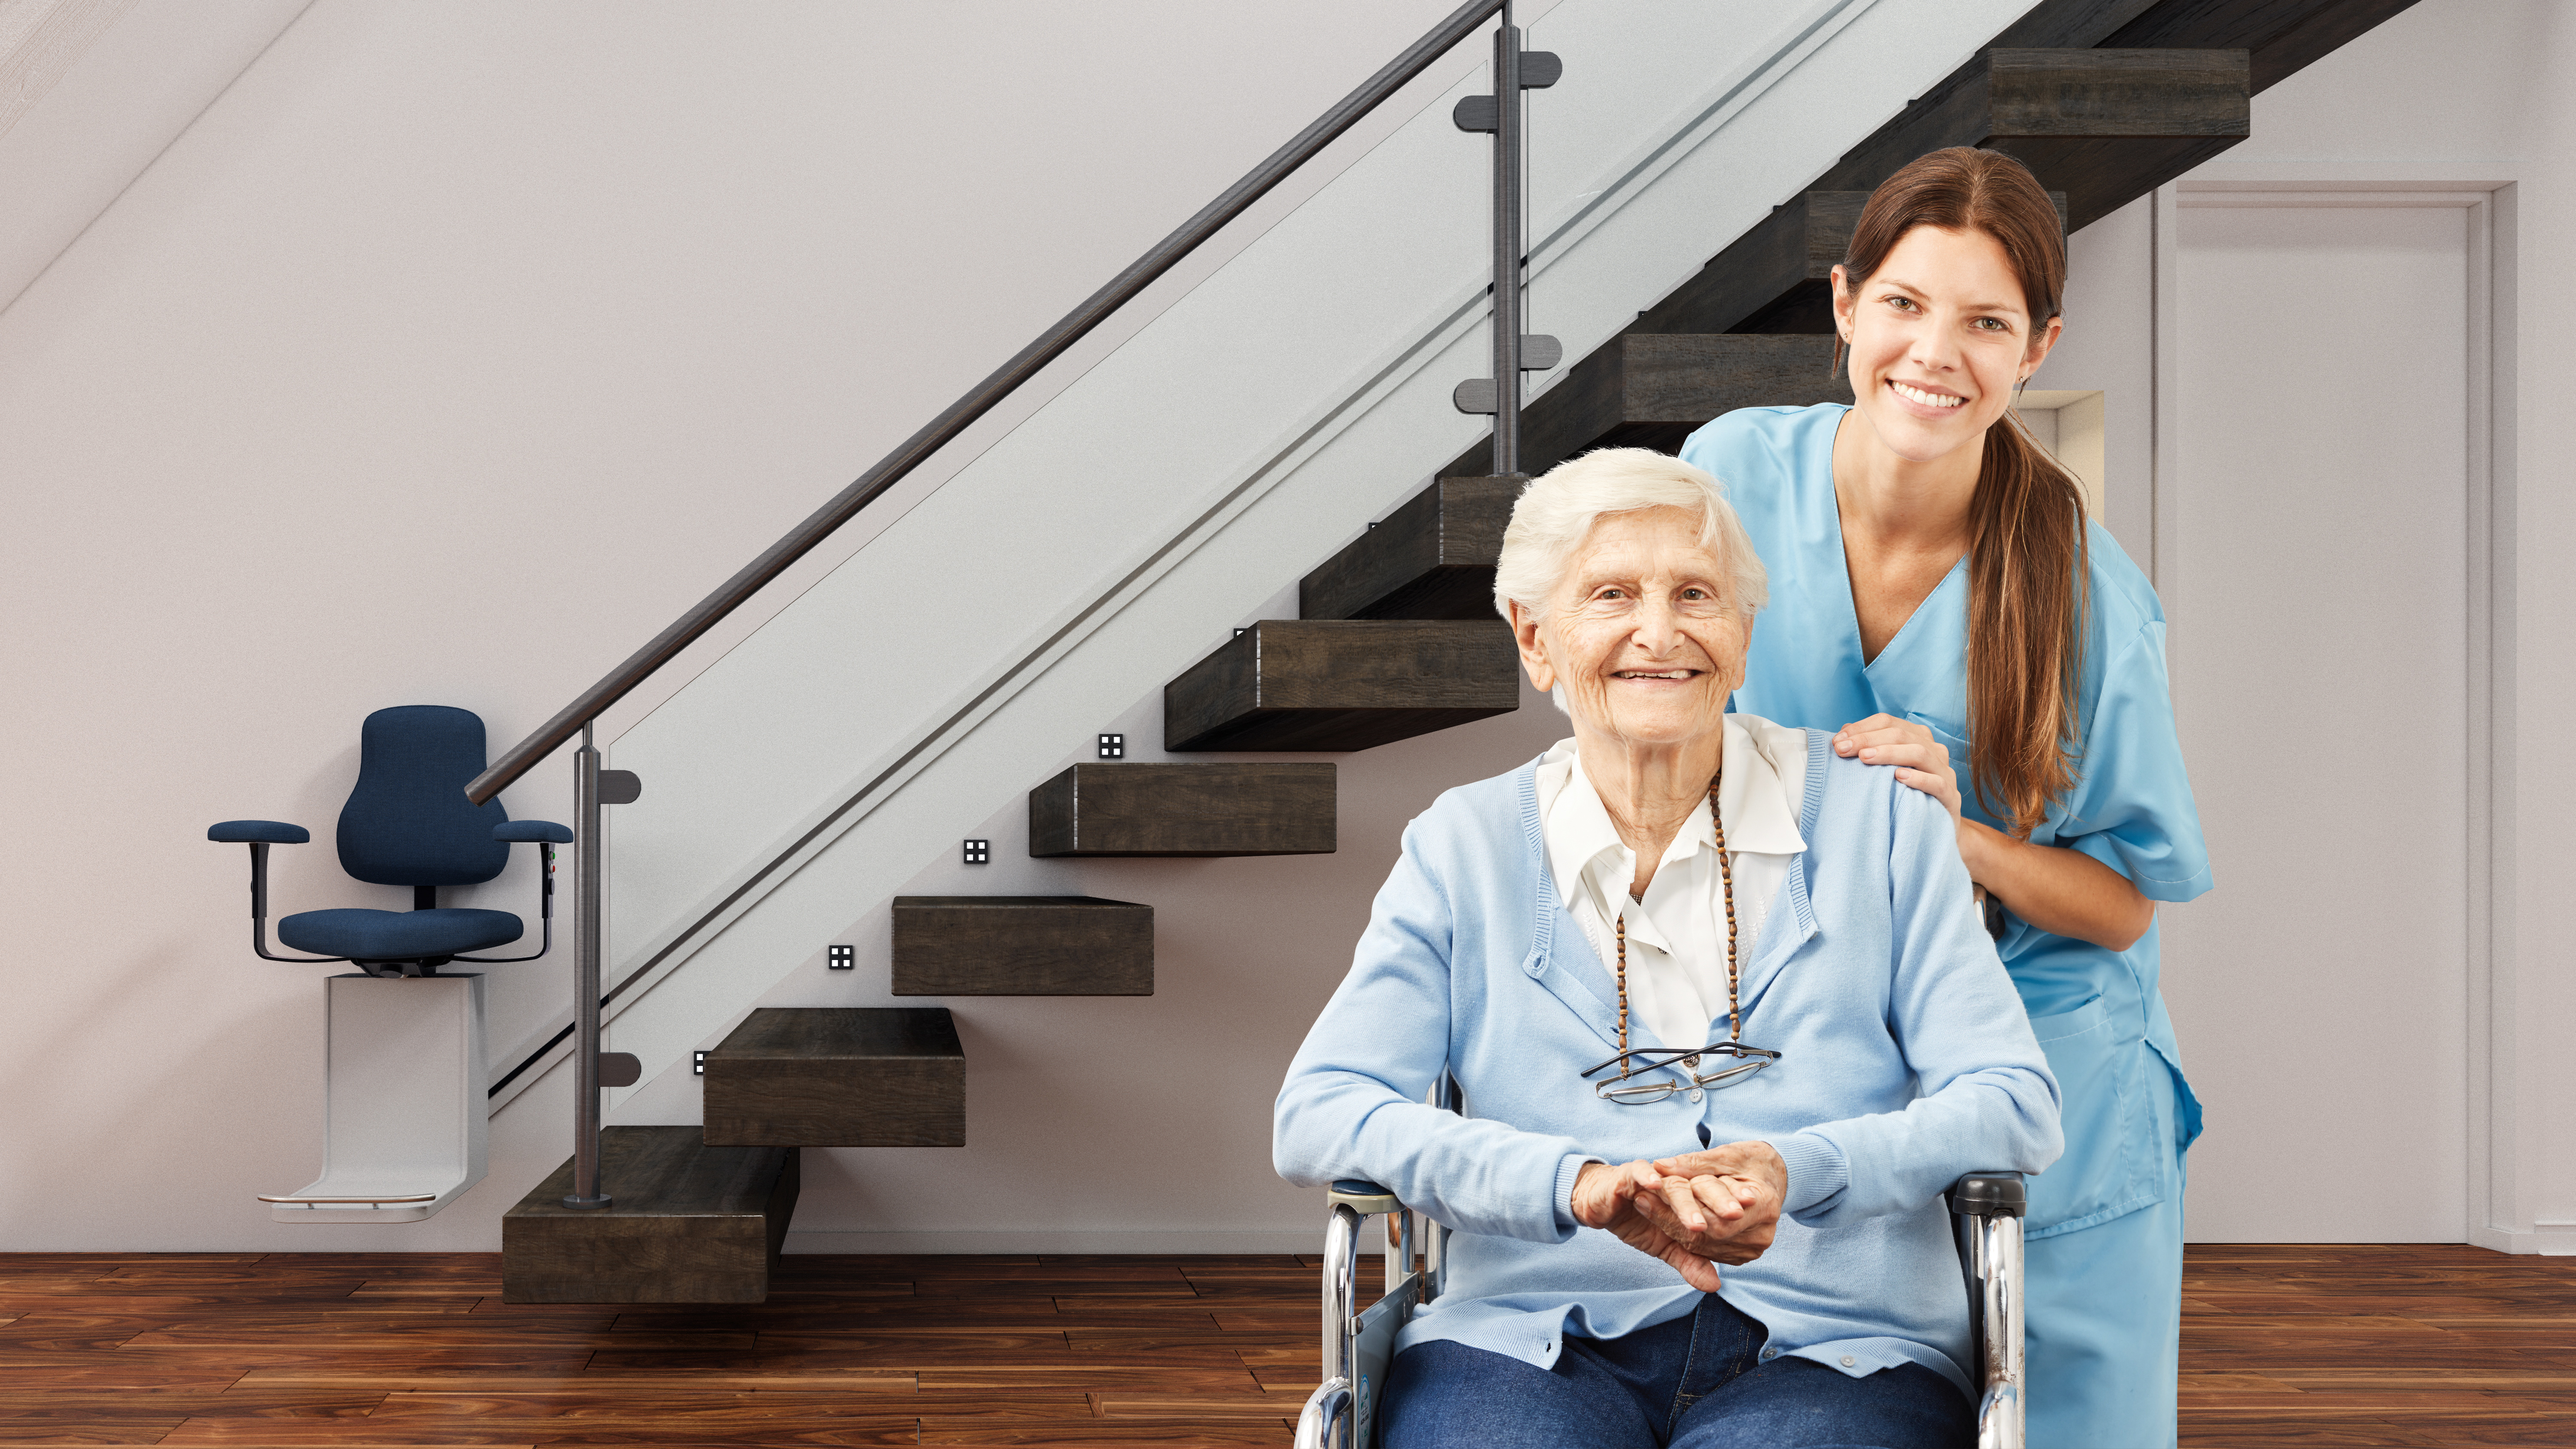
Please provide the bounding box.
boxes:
[277,908,523,960]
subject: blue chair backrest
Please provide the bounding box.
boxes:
[337,705,510,887]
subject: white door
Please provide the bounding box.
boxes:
[2162,199,2473,1242]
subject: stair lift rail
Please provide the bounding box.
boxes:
[1296,1168,2029,1449]
[464,0,1525,1209]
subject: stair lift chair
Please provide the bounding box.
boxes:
[208,704,572,977]
[207,704,572,1221]
[1293,1080,2030,1449]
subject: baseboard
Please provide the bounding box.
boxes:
[2469,1222,2576,1256]
[784,1229,1317,1255]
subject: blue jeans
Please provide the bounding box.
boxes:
[1379,1293,1972,1449]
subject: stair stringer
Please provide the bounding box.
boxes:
[482,0,2048,1118]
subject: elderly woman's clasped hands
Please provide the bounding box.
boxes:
[1569,1142,1789,1293]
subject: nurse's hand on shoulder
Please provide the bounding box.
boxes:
[1835,714,1962,823]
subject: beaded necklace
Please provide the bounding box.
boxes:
[1609,774,1738,1080]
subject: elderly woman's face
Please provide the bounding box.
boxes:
[1511,507,1750,749]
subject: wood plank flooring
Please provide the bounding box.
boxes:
[2182,1245,2576,1446]
[0,1245,2565,1445]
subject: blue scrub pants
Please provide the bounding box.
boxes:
[1379,1292,1971,1449]
[2025,1073,2188,1449]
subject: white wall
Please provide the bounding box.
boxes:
[0,0,1510,1250]
[2030,0,2575,1250]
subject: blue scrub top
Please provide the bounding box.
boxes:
[1681,403,2208,1238]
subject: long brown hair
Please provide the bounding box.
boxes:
[1837,147,2087,837]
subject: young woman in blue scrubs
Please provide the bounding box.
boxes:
[1677,148,2210,1448]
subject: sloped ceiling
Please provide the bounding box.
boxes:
[0,0,309,316]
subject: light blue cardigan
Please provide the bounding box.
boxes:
[1273,729,2063,1397]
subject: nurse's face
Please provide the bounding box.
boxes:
[1510,508,1750,750]
[1831,224,2061,465]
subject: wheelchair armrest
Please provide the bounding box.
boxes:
[1328,1180,1402,1216]
[208,820,309,844]
[493,820,573,843]
[1949,1171,2027,1449]
[1948,1171,2026,1218]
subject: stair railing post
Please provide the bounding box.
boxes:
[562,721,611,1209]
[1452,5,1555,467]
[1490,5,1523,477]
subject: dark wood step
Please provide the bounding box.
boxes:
[1814,47,2247,234]
[1449,334,1850,480]
[2094,0,2425,98]
[1630,189,2064,339]
[502,1126,797,1303]
[1028,762,1334,857]
[701,1007,965,1148]
[1632,191,1867,338]
[1165,620,1518,753]
[1299,475,1521,621]
[891,896,1152,996]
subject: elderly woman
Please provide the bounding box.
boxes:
[1273,448,2063,1449]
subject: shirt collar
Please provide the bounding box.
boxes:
[1537,714,1807,872]
[1714,714,1807,856]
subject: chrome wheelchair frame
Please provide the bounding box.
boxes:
[1294,1145,2028,1449]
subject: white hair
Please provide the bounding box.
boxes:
[1491,447,1769,625]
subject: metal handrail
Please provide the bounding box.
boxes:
[465,0,1504,806]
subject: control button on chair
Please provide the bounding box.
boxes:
[209,705,572,978]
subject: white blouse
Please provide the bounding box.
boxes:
[1535,713,1809,1054]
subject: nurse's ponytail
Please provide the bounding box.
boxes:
[1839,148,2089,838]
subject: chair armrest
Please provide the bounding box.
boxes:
[1948,1171,2026,1218]
[493,820,573,844]
[1328,1180,1402,1216]
[208,820,308,844]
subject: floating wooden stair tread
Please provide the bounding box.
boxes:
[892,896,1152,996]
[502,1126,797,1304]
[1165,619,1518,753]
[2094,0,2424,97]
[1452,334,1850,480]
[1815,47,2248,233]
[1631,189,2063,339]
[1300,475,1521,621]
[702,1007,965,1148]
[1029,762,1334,857]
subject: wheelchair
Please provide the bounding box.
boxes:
[1291,1081,2028,1449]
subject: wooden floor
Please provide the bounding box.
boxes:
[2181,1245,2576,1446]
[0,1245,2565,1446]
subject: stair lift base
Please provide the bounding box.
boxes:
[262,973,489,1223]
